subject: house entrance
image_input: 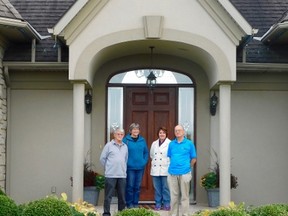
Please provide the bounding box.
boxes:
[124,86,177,200]
[107,69,196,202]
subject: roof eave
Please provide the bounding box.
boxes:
[217,0,252,35]
[260,22,288,45]
[52,0,89,36]
[0,17,42,41]
[198,0,253,45]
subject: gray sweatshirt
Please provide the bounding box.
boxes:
[100,140,128,178]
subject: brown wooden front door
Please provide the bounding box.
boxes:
[124,86,177,201]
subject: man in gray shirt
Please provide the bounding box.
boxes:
[100,128,128,216]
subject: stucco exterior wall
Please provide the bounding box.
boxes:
[6,71,74,203]
[231,90,288,205]
[208,72,288,206]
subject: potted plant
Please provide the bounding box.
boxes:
[83,162,105,206]
[200,151,238,207]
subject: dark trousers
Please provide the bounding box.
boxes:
[103,178,126,216]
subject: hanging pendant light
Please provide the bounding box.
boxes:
[146,46,157,89]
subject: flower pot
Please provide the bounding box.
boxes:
[206,188,219,207]
[84,186,100,206]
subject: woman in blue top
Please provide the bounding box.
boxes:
[122,123,149,208]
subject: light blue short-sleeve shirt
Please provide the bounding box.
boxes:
[167,137,197,175]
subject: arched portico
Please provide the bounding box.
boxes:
[71,29,234,205]
[71,29,235,88]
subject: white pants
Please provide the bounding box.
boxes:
[167,174,191,216]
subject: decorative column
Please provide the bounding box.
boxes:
[72,83,85,202]
[219,84,231,205]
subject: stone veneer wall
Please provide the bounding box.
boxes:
[0,45,6,191]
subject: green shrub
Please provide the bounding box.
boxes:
[22,196,72,216]
[249,204,288,216]
[210,209,249,216]
[71,206,85,216]
[87,213,98,216]
[193,203,288,216]
[0,187,6,196]
[18,203,28,216]
[0,195,19,216]
[59,192,100,216]
[113,208,160,216]
[192,209,214,216]
[192,202,248,216]
[70,206,97,216]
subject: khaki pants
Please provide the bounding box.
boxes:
[167,174,191,216]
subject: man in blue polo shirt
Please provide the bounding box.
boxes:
[167,124,197,216]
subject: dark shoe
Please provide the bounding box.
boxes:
[163,205,171,211]
[154,205,161,211]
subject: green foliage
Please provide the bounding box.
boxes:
[22,196,72,216]
[83,162,105,190]
[95,175,105,191]
[201,150,238,189]
[0,195,19,216]
[193,209,214,216]
[248,204,288,216]
[210,209,249,216]
[113,208,160,216]
[192,202,248,216]
[87,213,98,216]
[201,172,218,189]
[18,203,28,215]
[71,206,85,216]
[60,193,100,216]
[192,203,288,216]
[0,188,6,196]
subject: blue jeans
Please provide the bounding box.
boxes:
[126,169,144,208]
[152,176,170,207]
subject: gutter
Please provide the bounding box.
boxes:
[3,62,68,71]
[254,22,288,44]
[0,17,49,41]
[237,62,288,73]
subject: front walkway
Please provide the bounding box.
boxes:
[95,204,215,215]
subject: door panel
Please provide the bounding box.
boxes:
[125,86,176,201]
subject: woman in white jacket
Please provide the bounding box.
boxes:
[150,126,171,211]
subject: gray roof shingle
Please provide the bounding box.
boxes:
[0,0,22,20]
[3,0,288,64]
[230,0,288,63]
[4,0,76,62]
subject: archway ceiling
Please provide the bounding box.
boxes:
[94,40,212,72]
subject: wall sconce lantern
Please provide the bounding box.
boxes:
[146,46,157,89]
[210,92,218,116]
[85,90,92,114]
